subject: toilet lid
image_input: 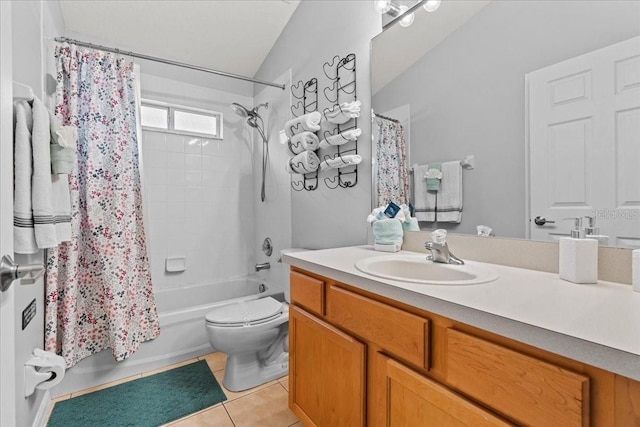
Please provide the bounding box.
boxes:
[205,297,284,327]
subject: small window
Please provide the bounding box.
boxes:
[141,104,169,130]
[174,109,217,136]
[141,100,223,139]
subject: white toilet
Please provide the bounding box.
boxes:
[205,249,303,392]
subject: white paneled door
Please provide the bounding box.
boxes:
[528,36,640,247]
[0,2,16,427]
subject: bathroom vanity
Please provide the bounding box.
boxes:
[284,246,640,427]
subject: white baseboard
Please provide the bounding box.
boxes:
[32,390,51,427]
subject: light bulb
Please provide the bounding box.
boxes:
[373,0,392,14]
[398,5,414,27]
[423,0,441,13]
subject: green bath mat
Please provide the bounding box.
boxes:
[47,360,226,427]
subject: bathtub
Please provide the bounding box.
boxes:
[52,276,277,397]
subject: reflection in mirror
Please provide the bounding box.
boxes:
[371,0,640,248]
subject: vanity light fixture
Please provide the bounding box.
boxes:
[398,5,415,27]
[373,0,393,14]
[375,0,437,28]
[423,0,441,12]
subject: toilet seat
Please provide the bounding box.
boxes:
[205,297,284,327]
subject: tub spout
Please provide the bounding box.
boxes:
[255,262,271,272]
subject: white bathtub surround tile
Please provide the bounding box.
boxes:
[201,139,220,156]
[147,201,167,221]
[185,170,202,186]
[184,138,203,155]
[166,203,186,222]
[166,134,185,153]
[185,186,202,203]
[146,184,167,203]
[142,130,166,151]
[167,152,185,169]
[144,148,167,168]
[201,186,220,205]
[165,168,186,186]
[201,171,218,189]
[201,155,217,171]
[185,153,202,171]
[167,185,186,203]
[146,167,169,185]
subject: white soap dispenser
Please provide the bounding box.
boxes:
[584,215,609,246]
[559,217,598,284]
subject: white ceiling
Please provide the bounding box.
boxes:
[59,0,301,78]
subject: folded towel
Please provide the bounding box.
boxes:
[49,111,77,148]
[413,164,436,222]
[402,217,420,231]
[425,163,442,191]
[288,131,319,154]
[324,101,361,125]
[50,144,75,174]
[374,243,401,253]
[284,111,321,138]
[319,128,361,149]
[286,150,321,174]
[55,126,77,149]
[51,174,72,242]
[437,161,463,223]
[13,100,38,254]
[31,98,58,248]
[372,219,403,246]
[319,154,362,171]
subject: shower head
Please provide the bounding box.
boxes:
[231,102,251,118]
[230,102,269,119]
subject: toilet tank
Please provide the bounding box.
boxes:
[280,248,310,303]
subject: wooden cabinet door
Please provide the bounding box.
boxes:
[289,305,366,427]
[379,354,513,427]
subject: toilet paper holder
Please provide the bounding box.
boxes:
[24,348,66,397]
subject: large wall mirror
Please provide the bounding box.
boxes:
[371,0,640,248]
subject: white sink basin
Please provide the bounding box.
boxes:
[354,254,499,285]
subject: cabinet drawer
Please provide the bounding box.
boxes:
[290,271,324,316]
[384,356,513,427]
[446,329,589,427]
[327,285,429,370]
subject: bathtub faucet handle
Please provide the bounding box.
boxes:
[255,262,271,272]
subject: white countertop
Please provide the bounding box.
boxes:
[283,246,640,381]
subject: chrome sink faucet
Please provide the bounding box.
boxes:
[424,229,464,265]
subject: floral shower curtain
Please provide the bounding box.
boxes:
[45,44,160,368]
[374,116,410,207]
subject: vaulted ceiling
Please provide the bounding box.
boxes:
[59,0,301,78]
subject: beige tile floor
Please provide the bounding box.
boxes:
[45,352,301,427]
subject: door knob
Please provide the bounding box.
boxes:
[533,216,556,226]
[0,255,45,292]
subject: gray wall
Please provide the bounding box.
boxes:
[374,1,640,238]
[255,1,381,249]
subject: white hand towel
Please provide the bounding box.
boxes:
[437,161,463,223]
[13,101,38,254]
[286,150,321,174]
[413,164,436,222]
[319,154,362,171]
[324,101,361,125]
[284,111,321,138]
[55,126,78,149]
[319,128,361,149]
[288,131,319,154]
[51,174,72,243]
[31,98,58,249]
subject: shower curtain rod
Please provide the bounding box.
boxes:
[55,37,286,90]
